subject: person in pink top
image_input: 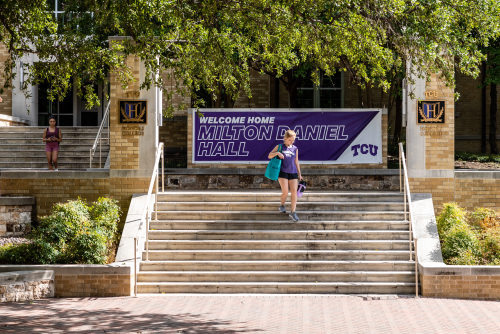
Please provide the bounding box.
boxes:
[42,116,62,171]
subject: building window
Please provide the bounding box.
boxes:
[296,71,343,108]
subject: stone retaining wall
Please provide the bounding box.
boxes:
[0,265,132,297]
[0,270,54,302]
[165,168,400,191]
[413,193,500,300]
[0,197,35,237]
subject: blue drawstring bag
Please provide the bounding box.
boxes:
[264,144,282,181]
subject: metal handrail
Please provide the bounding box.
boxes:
[399,142,419,297]
[144,143,165,257]
[89,101,111,168]
[134,142,165,295]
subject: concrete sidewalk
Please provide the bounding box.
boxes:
[1,295,499,333]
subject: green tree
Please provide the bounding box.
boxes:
[1,1,499,114]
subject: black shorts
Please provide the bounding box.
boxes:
[279,171,298,180]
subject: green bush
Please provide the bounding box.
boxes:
[64,229,108,264]
[89,197,120,240]
[437,203,499,265]
[437,203,467,236]
[455,151,500,163]
[0,197,120,265]
[0,240,59,264]
[441,224,480,260]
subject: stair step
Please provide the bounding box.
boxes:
[137,271,415,282]
[136,281,416,294]
[141,250,412,261]
[157,201,406,212]
[155,211,406,221]
[148,230,410,240]
[140,260,415,272]
[147,239,410,250]
[157,191,404,203]
[150,220,408,231]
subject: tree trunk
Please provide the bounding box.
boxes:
[481,62,487,153]
[282,70,299,108]
[392,81,403,148]
[490,83,498,154]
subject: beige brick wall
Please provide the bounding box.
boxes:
[454,178,500,211]
[0,43,12,116]
[421,274,500,300]
[422,73,455,170]
[409,178,455,213]
[109,53,142,170]
[233,69,270,108]
[55,274,130,297]
[161,68,191,117]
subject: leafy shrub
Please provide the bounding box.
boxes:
[468,208,498,231]
[0,197,120,265]
[455,151,500,163]
[441,224,480,260]
[0,240,59,264]
[437,203,467,236]
[437,203,499,265]
[64,229,108,264]
[479,229,500,265]
[89,197,120,240]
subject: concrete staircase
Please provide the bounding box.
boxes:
[137,191,416,294]
[0,126,108,169]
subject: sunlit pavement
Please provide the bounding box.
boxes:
[1,295,499,333]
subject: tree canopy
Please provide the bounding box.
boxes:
[1,0,499,113]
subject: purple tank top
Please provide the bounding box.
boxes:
[46,127,59,139]
[280,144,298,174]
[45,127,59,147]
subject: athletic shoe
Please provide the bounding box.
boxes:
[54,169,58,171]
[289,212,299,222]
[279,205,286,213]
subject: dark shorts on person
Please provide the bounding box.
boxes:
[279,171,298,180]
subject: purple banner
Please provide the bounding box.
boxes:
[192,109,380,163]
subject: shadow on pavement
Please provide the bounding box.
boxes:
[0,298,263,333]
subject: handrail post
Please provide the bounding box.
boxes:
[399,144,402,193]
[89,149,92,168]
[134,237,137,296]
[155,170,159,221]
[161,144,165,192]
[146,212,149,261]
[99,138,102,167]
[415,239,419,297]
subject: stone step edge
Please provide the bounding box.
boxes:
[136,282,416,286]
[146,239,411,243]
[157,191,403,195]
[148,229,410,233]
[140,260,416,264]
[137,270,415,275]
[142,250,413,254]
[157,201,406,205]
[150,220,409,224]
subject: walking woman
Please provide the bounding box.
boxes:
[42,116,62,171]
[268,129,303,221]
